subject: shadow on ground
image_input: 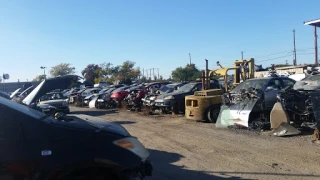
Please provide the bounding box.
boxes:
[147,149,247,180]
[71,109,118,116]
[147,149,320,180]
[113,120,136,125]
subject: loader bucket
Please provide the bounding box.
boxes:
[272,122,301,137]
[270,102,289,129]
[216,99,258,128]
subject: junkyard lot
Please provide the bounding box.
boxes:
[71,107,320,180]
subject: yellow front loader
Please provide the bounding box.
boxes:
[185,58,255,122]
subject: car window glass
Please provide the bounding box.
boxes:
[196,84,202,91]
[266,79,281,90]
[282,79,295,88]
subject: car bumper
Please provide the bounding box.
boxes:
[143,100,155,106]
[155,100,171,107]
[126,160,153,180]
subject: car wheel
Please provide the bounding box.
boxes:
[206,105,220,123]
[95,101,100,109]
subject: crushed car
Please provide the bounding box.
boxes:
[270,72,320,138]
[142,83,186,110]
[88,88,118,109]
[216,77,296,130]
[20,75,82,114]
[38,92,70,114]
[12,86,34,103]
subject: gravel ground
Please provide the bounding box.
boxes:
[71,106,320,180]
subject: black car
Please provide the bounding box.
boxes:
[155,80,222,113]
[0,76,152,179]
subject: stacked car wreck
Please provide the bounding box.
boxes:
[270,68,320,138]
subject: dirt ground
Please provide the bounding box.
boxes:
[71,106,320,180]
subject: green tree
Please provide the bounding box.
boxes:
[171,64,202,81]
[101,61,140,85]
[154,75,158,81]
[49,63,76,77]
[32,75,46,82]
[159,75,163,80]
[81,64,102,85]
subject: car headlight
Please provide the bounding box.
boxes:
[113,137,150,160]
[164,95,174,100]
[150,96,157,101]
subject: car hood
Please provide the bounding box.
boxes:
[156,91,190,100]
[62,114,131,137]
[293,80,320,91]
[39,99,66,104]
[10,88,21,99]
[23,75,82,106]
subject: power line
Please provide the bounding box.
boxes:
[256,54,293,63]
[254,50,292,59]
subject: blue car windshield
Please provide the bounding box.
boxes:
[159,84,176,93]
[176,84,196,92]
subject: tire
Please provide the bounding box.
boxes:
[206,105,220,123]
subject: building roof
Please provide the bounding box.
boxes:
[304,18,320,27]
[275,65,307,70]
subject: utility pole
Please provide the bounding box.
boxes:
[315,26,319,67]
[293,28,297,66]
[286,60,288,65]
[150,69,152,80]
[40,66,46,79]
[241,51,244,60]
[189,53,192,65]
[143,68,144,77]
[157,68,159,79]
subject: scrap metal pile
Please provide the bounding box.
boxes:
[270,68,320,139]
[215,66,320,140]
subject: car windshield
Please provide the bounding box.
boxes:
[106,88,115,93]
[83,89,93,93]
[40,93,64,101]
[302,75,320,81]
[99,88,109,94]
[176,84,196,92]
[159,84,176,92]
[231,79,270,93]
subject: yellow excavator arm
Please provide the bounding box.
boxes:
[207,58,255,92]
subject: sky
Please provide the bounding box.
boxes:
[1,0,320,82]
